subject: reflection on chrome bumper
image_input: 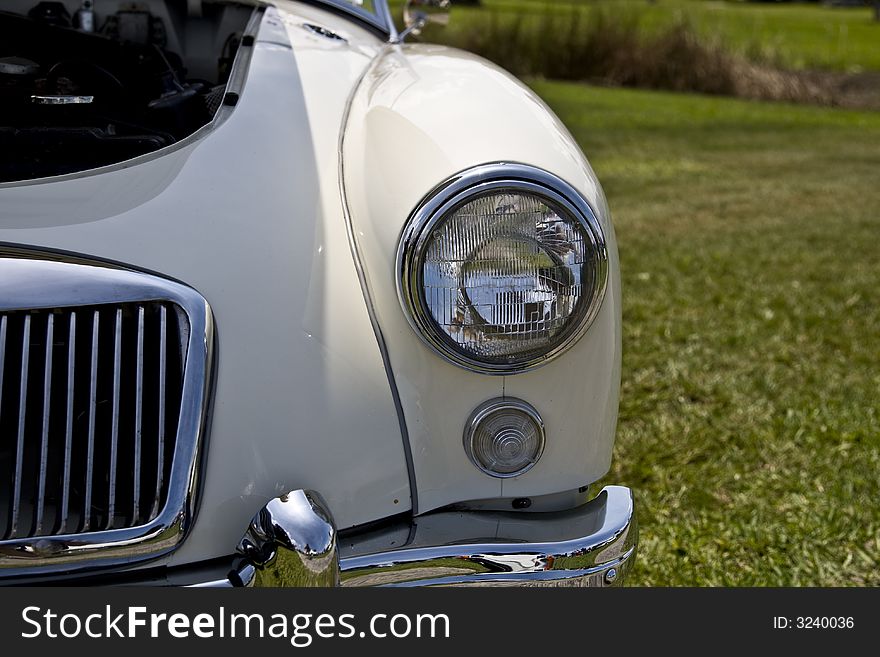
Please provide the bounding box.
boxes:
[216,485,636,588]
[230,490,339,587]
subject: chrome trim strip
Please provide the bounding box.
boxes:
[60,311,75,534]
[0,253,214,579]
[375,0,400,42]
[0,318,4,529]
[83,310,99,532]
[35,313,54,535]
[304,0,397,39]
[232,490,339,587]
[31,95,94,105]
[11,314,30,538]
[338,45,418,513]
[463,397,546,479]
[396,162,610,375]
[107,308,122,529]
[134,305,145,522]
[153,306,168,520]
[0,317,5,428]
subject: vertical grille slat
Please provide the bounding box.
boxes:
[107,308,122,529]
[35,313,54,535]
[133,305,144,524]
[0,316,5,538]
[0,315,5,411]
[59,311,76,534]
[1,301,187,542]
[10,314,30,539]
[83,310,99,533]
[152,305,167,520]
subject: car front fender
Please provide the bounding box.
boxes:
[341,44,622,514]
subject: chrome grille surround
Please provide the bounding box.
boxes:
[0,251,213,579]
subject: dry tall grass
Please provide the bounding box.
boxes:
[437,7,877,108]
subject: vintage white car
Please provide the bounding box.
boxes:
[0,0,635,586]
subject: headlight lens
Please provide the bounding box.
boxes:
[398,164,608,373]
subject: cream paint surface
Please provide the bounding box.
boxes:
[0,4,412,567]
[343,44,621,512]
[0,0,621,568]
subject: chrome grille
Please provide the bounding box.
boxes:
[0,254,212,579]
[0,303,185,540]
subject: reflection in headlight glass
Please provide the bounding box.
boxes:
[421,192,598,364]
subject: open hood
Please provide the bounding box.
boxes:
[0,0,257,182]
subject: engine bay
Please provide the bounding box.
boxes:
[0,1,255,182]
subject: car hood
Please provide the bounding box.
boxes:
[0,3,411,571]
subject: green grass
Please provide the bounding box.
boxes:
[418,0,880,72]
[528,81,880,585]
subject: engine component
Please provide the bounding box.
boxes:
[73,0,95,33]
[27,2,72,27]
[0,2,252,182]
[102,5,167,48]
[0,56,40,76]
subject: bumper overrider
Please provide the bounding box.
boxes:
[207,486,636,587]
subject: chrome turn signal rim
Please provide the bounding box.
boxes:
[464,398,545,478]
[396,162,609,375]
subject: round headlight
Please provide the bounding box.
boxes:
[397,163,608,373]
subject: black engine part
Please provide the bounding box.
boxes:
[0,4,236,182]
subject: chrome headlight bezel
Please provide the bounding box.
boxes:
[396,162,609,374]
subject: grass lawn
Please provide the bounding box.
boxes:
[415,0,880,72]
[528,81,880,585]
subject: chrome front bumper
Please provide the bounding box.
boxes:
[206,485,636,587]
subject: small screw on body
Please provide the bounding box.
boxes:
[604,568,618,584]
